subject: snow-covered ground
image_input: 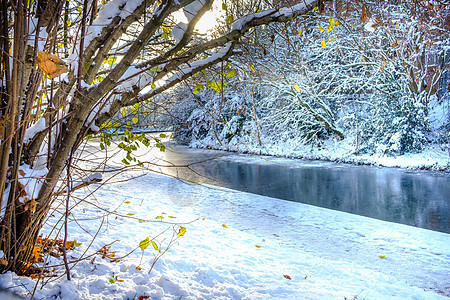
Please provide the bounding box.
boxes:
[0,141,449,299]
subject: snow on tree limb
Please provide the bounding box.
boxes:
[92,0,319,128]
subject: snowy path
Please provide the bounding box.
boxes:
[1,168,448,299]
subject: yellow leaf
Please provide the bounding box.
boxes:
[227,70,236,78]
[121,109,127,116]
[255,245,261,248]
[151,240,161,252]
[156,216,164,220]
[126,213,135,216]
[139,237,149,250]
[298,29,303,36]
[313,6,318,11]
[132,117,138,124]
[250,64,255,71]
[66,20,71,27]
[168,216,176,218]
[124,201,130,204]
[329,17,335,26]
[202,218,206,220]
[318,25,324,32]
[136,266,142,270]
[379,255,385,259]
[327,24,333,32]
[335,19,340,26]
[294,84,301,92]
[321,40,327,48]
[177,227,186,237]
[222,224,228,228]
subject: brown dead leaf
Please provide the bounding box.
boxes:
[360,6,367,23]
[283,275,292,280]
[37,51,68,79]
[0,259,8,266]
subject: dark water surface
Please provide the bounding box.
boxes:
[155,145,450,233]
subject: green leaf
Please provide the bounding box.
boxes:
[100,143,105,150]
[227,70,236,78]
[151,83,156,89]
[159,133,166,138]
[122,158,130,165]
[222,3,227,10]
[139,237,149,250]
[109,278,116,284]
[228,15,234,25]
[151,240,161,252]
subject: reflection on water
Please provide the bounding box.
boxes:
[155,145,450,233]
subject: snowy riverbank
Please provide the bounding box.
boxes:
[0,165,448,299]
[189,136,450,172]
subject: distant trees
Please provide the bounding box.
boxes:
[0,0,320,274]
[171,0,450,156]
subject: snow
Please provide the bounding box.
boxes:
[23,118,46,145]
[68,0,145,73]
[164,42,233,85]
[0,140,448,299]
[172,0,208,44]
[231,10,275,31]
[17,164,48,204]
[27,18,47,51]
[172,22,189,44]
[364,18,377,32]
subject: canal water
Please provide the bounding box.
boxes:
[152,145,450,233]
